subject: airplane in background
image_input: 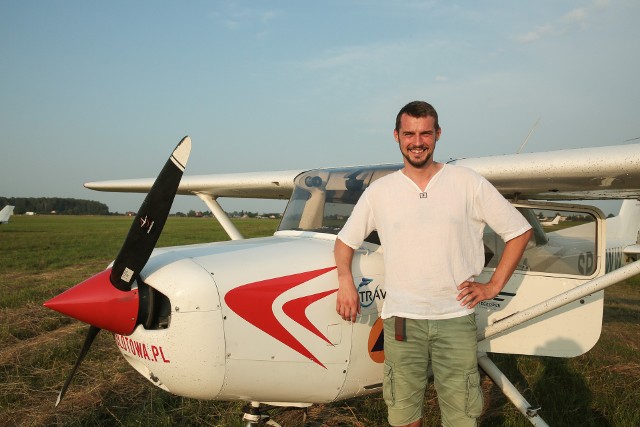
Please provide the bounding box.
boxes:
[44,137,640,426]
[0,205,14,224]
[539,213,562,226]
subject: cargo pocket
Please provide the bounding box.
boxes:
[465,368,483,418]
[383,360,395,406]
[465,312,477,328]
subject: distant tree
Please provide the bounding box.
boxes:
[0,197,109,215]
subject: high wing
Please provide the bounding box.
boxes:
[85,143,640,201]
[86,170,305,200]
[454,142,640,200]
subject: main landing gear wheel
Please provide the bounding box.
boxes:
[242,401,309,426]
[242,402,281,426]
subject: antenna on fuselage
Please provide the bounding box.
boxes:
[517,117,541,154]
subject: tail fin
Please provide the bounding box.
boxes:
[0,206,14,224]
[540,214,561,226]
[606,200,640,243]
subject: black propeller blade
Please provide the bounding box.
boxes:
[55,325,100,406]
[111,136,192,291]
[54,136,191,406]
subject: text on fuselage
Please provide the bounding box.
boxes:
[358,278,386,308]
[114,334,171,363]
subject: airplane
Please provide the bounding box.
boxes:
[44,136,640,426]
[539,213,561,226]
[0,205,14,224]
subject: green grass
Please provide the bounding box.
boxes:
[0,215,278,275]
[0,216,279,309]
[0,215,638,426]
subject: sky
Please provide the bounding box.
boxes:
[1,0,639,215]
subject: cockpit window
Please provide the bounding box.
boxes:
[278,165,400,236]
[484,207,598,276]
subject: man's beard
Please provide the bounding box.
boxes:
[402,148,432,168]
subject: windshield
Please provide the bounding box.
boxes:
[278,165,400,234]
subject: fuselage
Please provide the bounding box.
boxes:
[118,232,385,404]
[113,168,640,405]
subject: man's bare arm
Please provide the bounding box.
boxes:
[334,238,361,322]
[457,228,533,309]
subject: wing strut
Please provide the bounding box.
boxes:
[195,192,244,240]
[478,355,548,426]
[476,260,640,426]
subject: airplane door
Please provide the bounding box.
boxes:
[336,243,387,400]
[476,202,606,357]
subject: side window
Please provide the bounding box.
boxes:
[322,200,357,231]
[483,207,597,276]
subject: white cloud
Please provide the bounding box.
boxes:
[302,46,375,70]
[225,19,239,30]
[563,8,588,24]
[515,0,612,44]
[515,24,555,43]
[260,10,281,24]
[212,2,281,31]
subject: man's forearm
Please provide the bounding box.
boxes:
[489,229,533,291]
[334,238,360,321]
[335,238,355,279]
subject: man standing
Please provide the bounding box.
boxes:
[334,101,532,427]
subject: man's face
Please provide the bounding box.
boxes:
[394,114,441,168]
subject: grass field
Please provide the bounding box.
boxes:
[1,215,638,426]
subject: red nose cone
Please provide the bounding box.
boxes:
[44,269,139,335]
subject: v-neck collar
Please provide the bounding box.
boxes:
[398,164,446,193]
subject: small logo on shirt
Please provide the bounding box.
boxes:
[419,192,427,198]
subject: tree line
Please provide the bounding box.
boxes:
[173,210,282,218]
[0,197,109,215]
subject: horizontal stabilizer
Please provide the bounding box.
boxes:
[623,244,640,255]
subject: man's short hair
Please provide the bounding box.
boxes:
[395,101,440,132]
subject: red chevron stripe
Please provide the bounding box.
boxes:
[283,288,338,346]
[224,266,337,368]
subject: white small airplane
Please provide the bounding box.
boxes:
[539,213,562,226]
[0,205,15,224]
[44,137,640,426]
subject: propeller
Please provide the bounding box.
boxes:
[44,136,191,406]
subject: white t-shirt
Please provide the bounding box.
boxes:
[337,165,532,320]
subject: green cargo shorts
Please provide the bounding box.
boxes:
[382,315,483,427]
